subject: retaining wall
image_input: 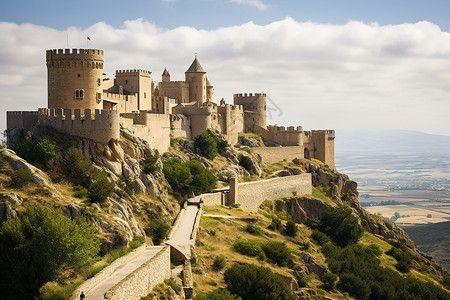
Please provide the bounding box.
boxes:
[105,246,171,300]
[251,146,304,165]
[71,244,146,300]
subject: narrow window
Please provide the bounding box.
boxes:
[144,92,146,99]
[80,90,84,98]
[125,80,128,84]
[97,78,101,86]
[75,90,80,98]
[77,74,81,78]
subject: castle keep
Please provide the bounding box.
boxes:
[7,48,335,167]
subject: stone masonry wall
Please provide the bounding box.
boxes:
[71,244,146,300]
[238,174,311,211]
[251,146,304,165]
[105,245,171,300]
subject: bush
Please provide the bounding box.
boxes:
[15,131,56,165]
[142,149,160,174]
[233,239,263,257]
[164,278,181,294]
[129,236,145,250]
[339,273,371,300]
[269,216,282,231]
[73,185,88,198]
[163,158,217,196]
[224,263,296,300]
[292,158,301,165]
[39,281,80,300]
[386,245,413,273]
[11,168,32,187]
[245,223,264,236]
[321,272,338,290]
[261,241,292,266]
[311,229,329,245]
[194,132,218,159]
[238,154,253,173]
[319,206,364,247]
[194,289,241,300]
[213,255,226,270]
[88,173,115,205]
[0,206,99,300]
[284,219,298,237]
[148,220,170,245]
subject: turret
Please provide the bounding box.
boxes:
[46,48,104,110]
[162,68,170,82]
[185,56,206,104]
[233,93,267,131]
[206,76,213,101]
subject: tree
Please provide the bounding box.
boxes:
[319,206,363,247]
[224,263,296,300]
[0,206,100,300]
[284,219,298,237]
[15,131,56,165]
[194,132,218,159]
[194,289,241,300]
[142,149,160,174]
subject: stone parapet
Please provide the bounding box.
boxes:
[38,108,120,144]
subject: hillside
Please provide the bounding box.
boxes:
[0,129,449,299]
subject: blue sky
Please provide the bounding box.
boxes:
[1,0,449,31]
[1,0,449,136]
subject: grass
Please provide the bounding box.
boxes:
[311,188,334,204]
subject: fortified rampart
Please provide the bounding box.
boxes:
[103,92,138,114]
[254,124,303,146]
[204,174,312,211]
[38,108,120,144]
[170,114,191,140]
[104,246,170,300]
[120,112,171,153]
[46,49,104,111]
[6,111,39,148]
[251,146,304,165]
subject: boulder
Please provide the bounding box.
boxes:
[0,202,17,223]
[0,193,23,205]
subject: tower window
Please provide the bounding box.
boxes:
[75,89,84,99]
[125,80,128,84]
[144,92,146,99]
[77,74,81,78]
[97,78,101,86]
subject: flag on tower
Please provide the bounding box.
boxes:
[87,36,91,40]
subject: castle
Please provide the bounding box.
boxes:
[7,48,335,167]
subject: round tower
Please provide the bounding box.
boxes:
[185,57,206,104]
[46,48,104,110]
[233,93,267,131]
[206,76,213,101]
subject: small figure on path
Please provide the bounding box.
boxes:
[80,291,85,299]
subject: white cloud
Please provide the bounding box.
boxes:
[228,0,268,11]
[0,18,450,136]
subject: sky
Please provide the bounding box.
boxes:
[1,0,450,137]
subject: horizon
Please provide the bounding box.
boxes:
[1,1,449,137]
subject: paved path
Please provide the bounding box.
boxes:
[85,246,164,300]
[168,204,199,245]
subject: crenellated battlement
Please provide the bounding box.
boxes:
[116,69,151,76]
[46,48,103,61]
[267,125,303,132]
[37,108,119,144]
[103,92,137,101]
[234,93,266,98]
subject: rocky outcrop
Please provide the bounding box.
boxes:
[0,193,23,206]
[238,135,264,147]
[0,202,17,223]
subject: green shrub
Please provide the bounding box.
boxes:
[129,236,145,249]
[292,158,301,165]
[311,229,329,245]
[73,185,88,198]
[233,239,263,257]
[64,148,92,187]
[39,281,81,300]
[300,241,310,250]
[164,277,181,294]
[321,272,338,290]
[15,131,56,165]
[245,223,264,236]
[284,219,298,237]
[163,158,217,196]
[386,245,413,273]
[213,255,226,270]
[194,289,241,300]
[319,206,364,247]
[142,149,160,174]
[0,206,99,300]
[224,263,296,300]
[11,168,32,187]
[339,273,371,300]
[148,220,170,245]
[261,241,292,266]
[269,216,282,231]
[88,173,114,205]
[238,154,253,173]
[194,132,218,159]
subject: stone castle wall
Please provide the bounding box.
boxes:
[6,111,39,148]
[115,69,152,111]
[202,174,312,211]
[251,146,304,165]
[105,246,170,300]
[234,93,267,131]
[170,114,191,140]
[103,92,138,114]
[71,244,147,300]
[38,108,120,144]
[253,124,303,146]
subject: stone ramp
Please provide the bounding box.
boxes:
[84,246,164,299]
